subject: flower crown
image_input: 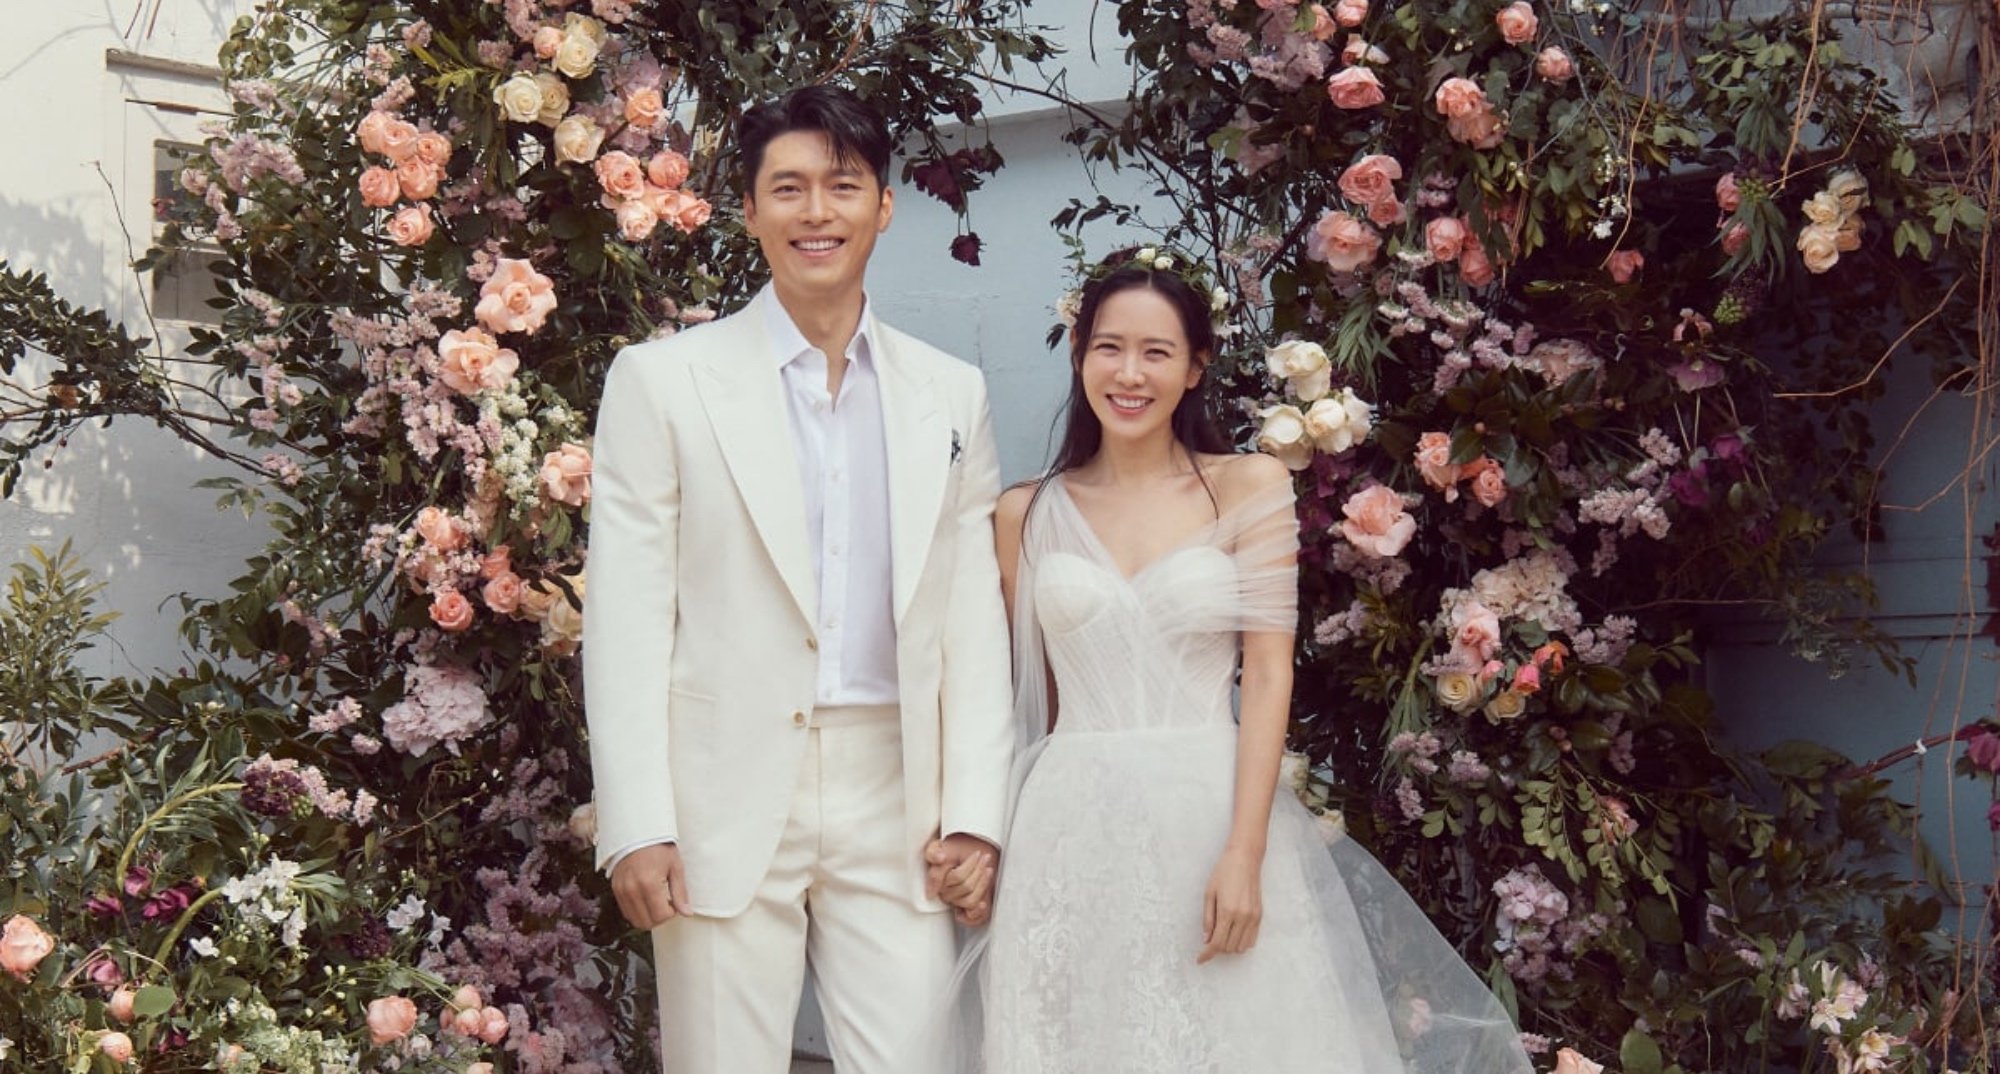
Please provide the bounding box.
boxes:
[1047,242,1233,348]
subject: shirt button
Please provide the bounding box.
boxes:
[793,710,807,727]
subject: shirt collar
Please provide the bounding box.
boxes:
[762,284,877,371]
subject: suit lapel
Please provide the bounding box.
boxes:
[691,299,817,626]
[875,323,950,624]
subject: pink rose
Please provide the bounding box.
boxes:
[478,1005,510,1044]
[479,545,512,580]
[358,166,401,208]
[396,158,441,201]
[615,198,660,242]
[1326,67,1386,109]
[1453,601,1502,662]
[367,996,420,1045]
[1534,46,1573,82]
[1720,221,1749,256]
[1607,249,1644,283]
[652,188,713,233]
[1447,106,1507,149]
[413,131,453,168]
[1426,216,1468,262]
[474,258,560,335]
[1338,154,1404,226]
[436,327,520,395]
[1966,730,2000,773]
[1512,663,1542,694]
[1494,1,1538,45]
[99,1031,135,1064]
[1414,431,1460,494]
[533,25,565,59]
[1306,210,1382,273]
[594,151,648,202]
[449,1007,484,1036]
[482,571,524,615]
[469,1066,496,1074]
[430,589,474,632]
[386,204,436,247]
[539,442,593,507]
[1459,240,1496,286]
[1307,4,1337,39]
[107,985,138,1022]
[646,149,691,189]
[1341,35,1387,65]
[414,505,466,552]
[1715,172,1741,213]
[1333,0,1368,25]
[1552,1049,1605,1074]
[86,956,124,988]
[1463,456,1508,507]
[357,111,394,157]
[1,915,55,979]
[1339,485,1417,558]
[377,117,421,164]
[1433,77,1487,119]
[625,88,665,129]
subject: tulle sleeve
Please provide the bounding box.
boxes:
[1216,471,1301,636]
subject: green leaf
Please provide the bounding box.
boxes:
[133,984,177,1018]
[1620,1028,1666,1074]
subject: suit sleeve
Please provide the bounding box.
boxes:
[936,377,1017,848]
[583,345,681,871]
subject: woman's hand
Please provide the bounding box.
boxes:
[1197,846,1263,964]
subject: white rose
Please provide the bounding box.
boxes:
[1483,688,1529,723]
[563,12,608,47]
[1256,404,1314,470]
[1801,190,1844,226]
[533,72,570,127]
[1154,256,1174,271]
[1266,339,1333,402]
[1434,671,1480,713]
[1303,388,1373,453]
[492,73,544,124]
[553,114,605,164]
[1798,222,1842,274]
[1055,290,1083,327]
[1313,808,1347,846]
[554,31,600,80]
[1136,246,1158,263]
[1279,751,1312,795]
[1211,285,1229,312]
[567,802,598,844]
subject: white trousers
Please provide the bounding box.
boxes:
[651,704,954,1074]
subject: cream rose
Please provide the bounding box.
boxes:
[1798,221,1842,274]
[533,72,570,128]
[1426,216,1468,262]
[1494,1,1539,44]
[1307,210,1382,273]
[436,327,520,395]
[1434,671,1480,713]
[1825,168,1868,213]
[1266,339,1332,401]
[568,802,598,844]
[358,166,401,208]
[625,88,665,130]
[646,149,691,189]
[0,915,54,979]
[615,197,660,242]
[1483,689,1528,722]
[1801,190,1844,226]
[539,442,592,507]
[396,158,441,201]
[1552,1048,1604,1074]
[553,30,601,79]
[594,151,647,202]
[564,12,609,46]
[1339,485,1416,558]
[493,73,544,124]
[553,114,605,165]
[1305,387,1373,453]
[386,203,436,247]
[1326,67,1386,109]
[366,996,419,1045]
[474,259,560,335]
[1256,404,1315,470]
[1535,46,1573,82]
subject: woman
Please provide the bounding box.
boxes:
[921,248,1536,1073]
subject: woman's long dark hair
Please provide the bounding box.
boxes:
[1022,252,1235,546]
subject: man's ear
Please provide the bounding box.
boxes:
[876,185,895,233]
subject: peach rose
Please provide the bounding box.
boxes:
[482,572,524,614]
[653,188,712,233]
[1426,216,1468,262]
[615,198,660,242]
[450,1007,483,1036]
[367,996,419,1045]
[1458,240,1496,286]
[1720,221,1749,256]
[1326,67,1386,109]
[1333,0,1367,25]
[414,132,450,170]
[1341,35,1388,65]
[396,158,441,201]
[1494,1,1538,44]
[1463,456,1508,507]
[1552,1048,1604,1074]
[1306,210,1382,273]
[469,1066,496,1074]
[594,150,648,203]
[99,1031,135,1064]
[477,1005,510,1044]
[533,72,570,127]
[533,25,565,59]
[479,545,512,579]
[1714,172,1741,213]
[1532,640,1569,674]
[1256,404,1314,470]
[1607,249,1644,284]
[386,203,436,247]
[1414,431,1460,494]
[108,985,138,1023]
[1338,154,1404,225]
[1433,77,1486,119]
[414,505,466,552]
[1512,662,1542,693]
[358,166,401,208]
[540,442,592,507]
[646,149,691,189]
[376,117,421,165]
[1534,46,1573,82]
[1835,214,1863,252]
[1798,222,1842,273]
[1,915,55,979]
[1307,4,1337,39]
[429,589,474,632]
[673,194,713,233]
[436,327,520,395]
[1447,106,1507,149]
[475,258,559,335]
[1339,485,1416,558]
[493,73,544,124]
[625,88,665,130]
[553,114,605,165]
[1453,601,1501,661]
[517,579,559,622]
[357,111,394,156]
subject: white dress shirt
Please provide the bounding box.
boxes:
[765,286,900,706]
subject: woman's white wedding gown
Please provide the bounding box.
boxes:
[925,474,1534,1074]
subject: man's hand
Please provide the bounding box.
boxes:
[924,834,998,927]
[611,843,692,930]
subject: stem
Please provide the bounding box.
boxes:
[152,887,228,971]
[114,782,246,888]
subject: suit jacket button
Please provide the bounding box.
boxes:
[793,710,807,727]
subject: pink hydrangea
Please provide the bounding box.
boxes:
[381,663,493,757]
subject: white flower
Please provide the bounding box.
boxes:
[1265,339,1332,401]
[1055,289,1083,327]
[1255,404,1314,470]
[1434,671,1480,713]
[492,73,543,124]
[1153,256,1174,271]
[1210,285,1229,312]
[1136,246,1158,263]
[1483,689,1529,723]
[386,894,427,933]
[533,71,569,127]
[281,906,307,948]
[553,114,605,164]
[188,936,219,958]
[1,1034,14,1061]
[553,28,602,79]
[1303,387,1373,453]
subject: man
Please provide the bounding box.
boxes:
[582,84,1012,1073]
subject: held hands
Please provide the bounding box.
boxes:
[611,843,692,930]
[924,834,998,927]
[1197,846,1263,964]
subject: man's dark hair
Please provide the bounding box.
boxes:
[737,84,893,193]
